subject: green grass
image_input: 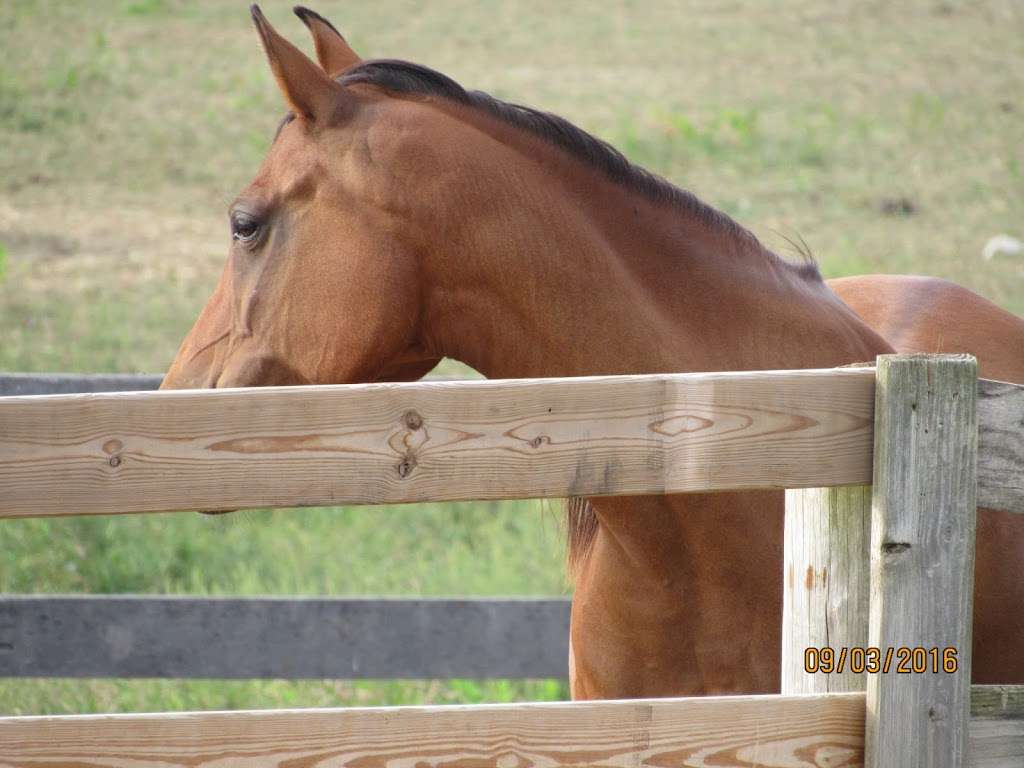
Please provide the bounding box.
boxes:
[0,0,1021,714]
[0,502,567,596]
[0,678,569,716]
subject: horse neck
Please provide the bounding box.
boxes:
[418,154,892,379]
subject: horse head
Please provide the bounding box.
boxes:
[162,6,445,389]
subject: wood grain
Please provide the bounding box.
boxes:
[977,379,1024,513]
[782,486,871,694]
[1,690,1020,768]
[1,369,1021,518]
[971,687,1024,768]
[0,692,867,768]
[867,354,978,768]
[0,596,570,680]
[0,368,879,518]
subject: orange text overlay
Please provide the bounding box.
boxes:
[804,646,959,674]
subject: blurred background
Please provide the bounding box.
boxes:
[0,0,1021,713]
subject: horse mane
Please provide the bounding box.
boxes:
[565,496,599,575]
[337,59,820,575]
[339,60,779,252]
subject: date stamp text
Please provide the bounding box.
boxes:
[804,646,959,674]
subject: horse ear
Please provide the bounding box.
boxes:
[294,6,362,78]
[250,5,342,123]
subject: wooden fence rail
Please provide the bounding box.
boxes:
[2,369,1022,519]
[1,689,1021,768]
[0,368,878,517]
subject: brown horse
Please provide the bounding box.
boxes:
[161,7,1024,697]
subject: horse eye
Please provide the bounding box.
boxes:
[230,212,262,244]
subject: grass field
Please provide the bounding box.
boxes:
[1,0,1022,714]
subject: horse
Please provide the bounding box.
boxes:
[161,6,1024,697]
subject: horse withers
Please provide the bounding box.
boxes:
[161,6,1024,697]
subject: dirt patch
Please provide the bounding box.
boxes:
[0,201,225,278]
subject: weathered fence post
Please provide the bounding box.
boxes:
[866,354,978,768]
[781,485,871,694]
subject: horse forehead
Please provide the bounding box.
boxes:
[263,126,324,189]
[345,91,476,145]
[240,117,337,198]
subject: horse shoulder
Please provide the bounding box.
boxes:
[828,274,1024,384]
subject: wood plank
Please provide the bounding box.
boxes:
[1,690,1019,767]
[781,485,871,694]
[970,719,1024,768]
[966,692,1024,768]
[867,354,979,768]
[0,596,570,680]
[0,368,879,518]
[2,370,1020,519]
[0,692,867,768]
[977,378,1024,514]
[969,687,1024,767]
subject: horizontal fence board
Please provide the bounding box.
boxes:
[971,722,1024,768]
[978,379,1024,514]
[0,596,570,679]
[1,370,1020,518]
[0,368,880,517]
[1,690,1020,768]
[0,692,867,768]
[971,686,1024,768]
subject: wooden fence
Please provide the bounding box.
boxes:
[1,355,1023,767]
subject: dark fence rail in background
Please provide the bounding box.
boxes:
[0,373,164,395]
[0,597,571,679]
[0,371,472,396]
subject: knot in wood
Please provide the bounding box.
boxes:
[108,455,122,468]
[397,455,417,478]
[403,410,423,431]
[881,541,911,555]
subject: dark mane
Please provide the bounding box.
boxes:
[339,59,793,261]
